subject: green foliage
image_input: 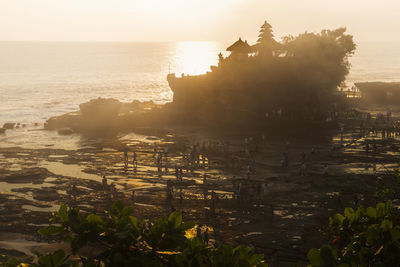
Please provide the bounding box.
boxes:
[308,201,400,266]
[18,201,267,267]
[33,250,72,267]
[0,254,24,267]
[214,26,356,122]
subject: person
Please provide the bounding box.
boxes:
[179,190,183,209]
[164,147,168,172]
[196,225,202,239]
[153,143,157,157]
[157,153,162,173]
[123,148,128,167]
[210,190,217,213]
[365,142,370,154]
[323,164,329,175]
[300,163,307,176]
[246,165,251,179]
[250,158,255,173]
[204,228,209,245]
[261,183,268,203]
[166,180,173,201]
[230,156,235,169]
[340,127,344,143]
[131,190,136,205]
[203,173,207,184]
[110,183,117,199]
[237,182,242,202]
[281,152,288,169]
[300,152,306,165]
[67,184,75,202]
[102,175,108,190]
[132,151,137,168]
[179,168,184,181]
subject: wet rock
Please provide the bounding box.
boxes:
[32,188,59,201]
[0,247,27,258]
[3,123,15,129]
[57,128,74,135]
[45,112,81,131]
[2,168,49,183]
[44,98,168,136]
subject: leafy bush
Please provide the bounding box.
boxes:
[307,201,400,266]
[5,201,267,267]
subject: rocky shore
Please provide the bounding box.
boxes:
[1,115,400,265]
[44,98,171,137]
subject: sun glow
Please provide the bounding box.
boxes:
[172,42,225,76]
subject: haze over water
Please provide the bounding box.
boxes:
[0,41,399,126]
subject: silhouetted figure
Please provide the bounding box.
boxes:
[166,180,173,202]
[102,175,108,190]
[153,143,157,156]
[300,163,307,176]
[204,228,209,245]
[132,151,137,168]
[197,225,202,239]
[131,190,136,205]
[123,148,128,168]
[323,164,329,175]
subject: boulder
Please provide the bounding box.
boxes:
[0,128,6,134]
[45,112,81,131]
[78,98,122,134]
[3,122,15,129]
[79,98,121,120]
[2,168,49,183]
[58,128,74,135]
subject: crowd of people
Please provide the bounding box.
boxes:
[89,110,400,218]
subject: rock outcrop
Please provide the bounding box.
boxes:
[45,98,170,136]
[3,123,16,129]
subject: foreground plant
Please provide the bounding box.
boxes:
[2,201,267,267]
[307,201,400,267]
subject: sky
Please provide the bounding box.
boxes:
[0,0,399,43]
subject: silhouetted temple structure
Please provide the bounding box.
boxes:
[167,21,355,126]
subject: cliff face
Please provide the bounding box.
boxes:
[167,56,348,127]
[356,82,400,105]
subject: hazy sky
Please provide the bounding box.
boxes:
[1,0,399,43]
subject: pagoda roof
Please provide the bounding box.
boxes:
[226,38,252,53]
[261,20,272,29]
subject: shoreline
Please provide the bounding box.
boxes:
[1,116,400,264]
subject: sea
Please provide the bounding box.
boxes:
[0,41,399,148]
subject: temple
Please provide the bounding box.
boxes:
[167,21,355,127]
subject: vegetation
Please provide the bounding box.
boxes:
[0,201,267,267]
[307,171,400,267]
[171,22,357,124]
[1,192,399,266]
[307,201,400,267]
